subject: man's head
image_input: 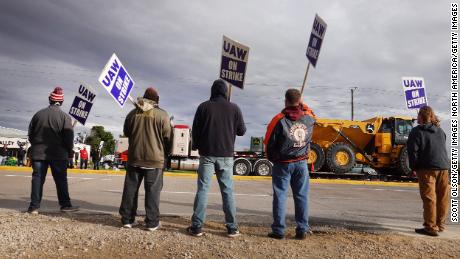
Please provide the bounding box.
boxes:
[49,87,64,105]
[417,106,440,127]
[285,88,302,107]
[211,79,228,99]
[143,87,159,103]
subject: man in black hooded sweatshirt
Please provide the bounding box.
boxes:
[407,106,449,237]
[187,79,246,238]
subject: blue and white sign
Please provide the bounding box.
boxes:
[220,35,250,89]
[402,77,428,109]
[306,14,327,68]
[69,84,96,125]
[98,53,135,108]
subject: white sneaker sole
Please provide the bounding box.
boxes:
[147,223,161,231]
[227,232,241,238]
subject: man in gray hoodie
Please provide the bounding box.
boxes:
[119,87,172,231]
[27,87,78,214]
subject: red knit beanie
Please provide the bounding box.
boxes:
[49,87,64,102]
[143,87,159,102]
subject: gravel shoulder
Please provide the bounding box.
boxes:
[0,209,458,259]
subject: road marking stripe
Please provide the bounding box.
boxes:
[105,190,271,197]
[0,167,419,188]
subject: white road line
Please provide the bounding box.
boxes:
[105,190,271,197]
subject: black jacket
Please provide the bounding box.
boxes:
[407,123,449,170]
[28,105,74,160]
[192,80,246,157]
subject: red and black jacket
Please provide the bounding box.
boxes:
[264,104,315,163]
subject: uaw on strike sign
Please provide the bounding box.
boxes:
[306,14,327,67]
[220,36,250,89]
[98,53,135,108]
[69,84,96,125]
[402,77,428,109]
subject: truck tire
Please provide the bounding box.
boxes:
[326,142,355,174]
[233,158,251,176]
[307,143,325,172]
[397,146,411,176]
[254,159,272,176]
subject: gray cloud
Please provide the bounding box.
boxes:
[0,0,452,149]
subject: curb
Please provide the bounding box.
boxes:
[0,166,418,188]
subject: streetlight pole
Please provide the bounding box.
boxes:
[350,87,358,120]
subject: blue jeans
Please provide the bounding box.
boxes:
[271,160,310,235]
[29,160,72,210]
[191,156,238,230]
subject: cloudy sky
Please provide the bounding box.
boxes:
[0,0,452,149]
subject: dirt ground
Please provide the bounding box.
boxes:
[0,209,458,259]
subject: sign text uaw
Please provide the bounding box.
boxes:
[69,84,96,125]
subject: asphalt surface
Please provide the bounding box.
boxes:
[0,169,459,239]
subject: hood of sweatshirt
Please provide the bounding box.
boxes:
[282,105,303,121]
[419,123,437,133]
[136,97,158,112]
[210,79,228,100]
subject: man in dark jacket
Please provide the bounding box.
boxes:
[27,87,78,214]
[187,79,246,238]
[91,147,101,170]
[0,144,8,165]
[119,87,172,231]
[407,106,450,236]
[264,89,315,240]
[17,146,26,166]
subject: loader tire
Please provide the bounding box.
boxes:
[397,146,411,176]
[326,142,355,174]
[307,143,325,172]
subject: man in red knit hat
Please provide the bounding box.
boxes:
[27,87,79,214]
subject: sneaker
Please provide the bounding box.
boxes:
[186,226,204,237]
[415,228,439,237]
[295,230,313,240]
[122,221,138,228]
[147,222,161,232]
[27,208,39,215]
[227,227,241,238]
[267,232,285,240]
[60,206,79,212]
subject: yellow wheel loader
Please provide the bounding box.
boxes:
[307,116,414,175]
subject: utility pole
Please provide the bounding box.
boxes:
[350,87,358,120]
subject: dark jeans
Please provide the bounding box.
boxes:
[67,158,74,168]
[17,157,25,166]
[80,159,88,169]
[29,160,72,210]
[93,161,100,170]
[119,165,163,227]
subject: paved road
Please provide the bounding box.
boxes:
[0,170,458,239]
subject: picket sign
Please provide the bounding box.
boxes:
[219,35,250,101]
[69,84,97,127]
[301,14,327,95]
[98,53,135,108]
